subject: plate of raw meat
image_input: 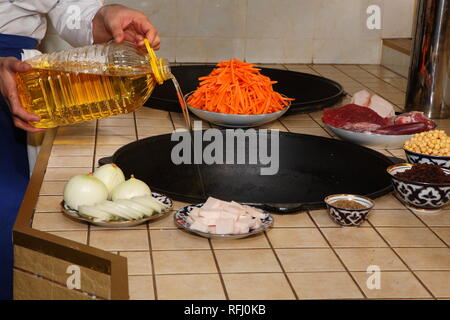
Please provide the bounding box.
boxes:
[322,91,436,149]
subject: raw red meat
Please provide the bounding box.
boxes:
[342,122,382,132]
[322,104,391,129]
[394,111,435,130]
[373,122,428,135]
[322,104,436,135]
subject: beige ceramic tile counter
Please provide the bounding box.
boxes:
[27,64,450,300]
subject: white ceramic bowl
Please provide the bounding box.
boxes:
[186,93,290,128]
[326,125,413,149]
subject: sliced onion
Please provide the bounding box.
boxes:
[93,164,126,198]
[64,174,108,210]
[111,175,151,201]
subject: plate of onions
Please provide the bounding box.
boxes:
[61,164,172,228]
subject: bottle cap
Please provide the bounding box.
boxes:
[144,39,170,84]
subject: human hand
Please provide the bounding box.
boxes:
[0,57,43,133]
[93,4,160,49]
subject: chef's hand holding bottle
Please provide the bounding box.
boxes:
[0,4,160,133]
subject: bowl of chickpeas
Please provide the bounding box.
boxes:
[403,130,450,169]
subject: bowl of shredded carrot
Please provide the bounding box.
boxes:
[186,59,294,128]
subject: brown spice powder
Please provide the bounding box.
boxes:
[331,200,366,210]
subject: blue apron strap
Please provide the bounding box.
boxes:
[0,33,37,300]
[0,33,38,59]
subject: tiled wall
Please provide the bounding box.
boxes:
[41,0,416,64]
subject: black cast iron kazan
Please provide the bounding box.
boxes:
[100,131,394,213]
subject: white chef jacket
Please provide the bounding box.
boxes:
[0,0,103,45]
[0,0,104,173]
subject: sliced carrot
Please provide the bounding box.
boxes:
[187,58,294,115]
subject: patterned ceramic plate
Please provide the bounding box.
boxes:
[174,203,273,239]
[61,192,172,228]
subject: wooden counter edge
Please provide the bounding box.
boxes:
[13,128,129,300]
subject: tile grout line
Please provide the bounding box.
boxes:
[366,219,437,299]
[307,65,348,139]
[388,193,450,248]
[132,270,445,276]
[305,210,368,299]
[278,119,290,133]
[357,65,407,93]
[145,224,159,300]
[80,246,450,252]
[406,210,450,250]
[309,114,335,138]
[92,119,99,169]
[276,65,336,137]
[132,112,139,140]
[262,230,299,300]
[168,112,177,131]
[128,270,428,278]
[207,239,230,300]
[333,65,405,111]
[87,120,99,246]
[243,0,248,62]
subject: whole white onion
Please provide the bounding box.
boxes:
[64,174,109,210]
[93,164,125,197]
[111,175,151,201]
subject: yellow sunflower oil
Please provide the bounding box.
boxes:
[16,42,172,128]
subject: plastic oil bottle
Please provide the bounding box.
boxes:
[16,42,172,128]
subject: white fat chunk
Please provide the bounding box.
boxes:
[351,90,371,107]
[238,215,251,225]
[186,217,195,224]
[244,205,265,219]
[190,221,209,233]
[190,207,201,217]
[222,204,243,216]
[196,216,216,226]
[215,218,235,234]
[187,197,265,235]
[229,201,245,211]
[202,197,226,210]
[368,94,395,118]
[220,211,240,221]
[199,209,222,219]
[234,222,250,234]
[249,217,262,229]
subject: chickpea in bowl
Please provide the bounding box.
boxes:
[404,130,450,169]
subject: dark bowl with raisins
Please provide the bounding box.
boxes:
[324,194,374,226]
[387,163,450,214]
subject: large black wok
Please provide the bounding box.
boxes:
[100,131,394,213]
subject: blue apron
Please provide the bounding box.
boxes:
[0,33,38,300]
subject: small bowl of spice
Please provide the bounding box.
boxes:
[324,194,374,227]
[387,163,450,214]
